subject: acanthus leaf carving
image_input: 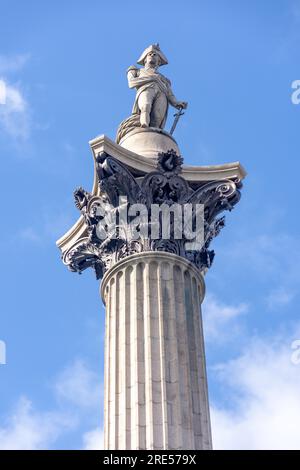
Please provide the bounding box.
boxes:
[63,150,242,278]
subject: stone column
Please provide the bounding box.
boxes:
[58,144,244,450]
[101,251,212,450]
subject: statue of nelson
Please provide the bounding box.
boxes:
[116,44,187,143]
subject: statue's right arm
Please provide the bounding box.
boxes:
[127,67,157,89]
[127,66,139,88]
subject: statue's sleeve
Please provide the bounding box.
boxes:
[127,65,138,73]
[166,82,178,106]
[127,68,156,90]
[158,74,178,106]
[127,66,139,89]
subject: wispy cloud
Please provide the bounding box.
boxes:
[0,79,31,140]
[0,359,103,450]
[54,359,102,410]
[266,287,296,310]
[0,80,5,104]
[82,427,104,450]
[224,232,300,311]
[211,325,300,449]
[0,397,75,450]
[0,54,30,74]
[0,53,31,141]
[15,209,75,246]
[202,294,248,343]
[18,227,41,243]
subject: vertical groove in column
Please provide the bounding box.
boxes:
[149,261,164,450]
[173,264,187,449]
[115,272,122,449]
[144,262,155,449]
[192,277,212,449]
[104,283,111,450]
[168,263,184,450]
[125,266,133,449]
[157,262,168,449]
[116,271,126,449]
[108,277,116,450]
[162,261,180,450]
[184,269,197,449]
[136,262,146,449]
[175,266,194,449]
[130,263,138,449]
[187,275,202,449]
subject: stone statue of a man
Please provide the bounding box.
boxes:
[116,44,187,143]
[128,44,187,128]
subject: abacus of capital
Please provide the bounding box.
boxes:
[57,44,246,450]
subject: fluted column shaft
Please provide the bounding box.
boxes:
[101,251,212,450]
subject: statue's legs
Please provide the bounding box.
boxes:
[138,88,156,127]
[150,91,168,128]
[138,88,167,128]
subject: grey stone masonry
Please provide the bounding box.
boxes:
[101,252,212,450]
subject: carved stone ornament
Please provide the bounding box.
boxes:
[62,149,242,280]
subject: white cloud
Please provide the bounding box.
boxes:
[211,329,300,449]
[266,288,296,310]
[0,80,5,104]
[0,79,30,139]
[0,397,74,450]
[0,54,30,74]
[0,359,103,449]
[54,359,102,409]
[82,427,104,450]
[202,294,248,342]
[225,232,300,310]
[15,210,75,246]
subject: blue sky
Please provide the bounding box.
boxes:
[0,0,300,449]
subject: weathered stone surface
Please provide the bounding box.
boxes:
[119,127,180,158]
[57,131,245,451]
[57,136,246,256]
[101,251,212,450]
[56,43,246,452]
[60,149,242,280]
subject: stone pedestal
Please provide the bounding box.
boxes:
[101,251,212,450]
[119,128,180,158]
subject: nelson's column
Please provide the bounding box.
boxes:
[57,44,246,450]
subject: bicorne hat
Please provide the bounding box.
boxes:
[137,44,168,66]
